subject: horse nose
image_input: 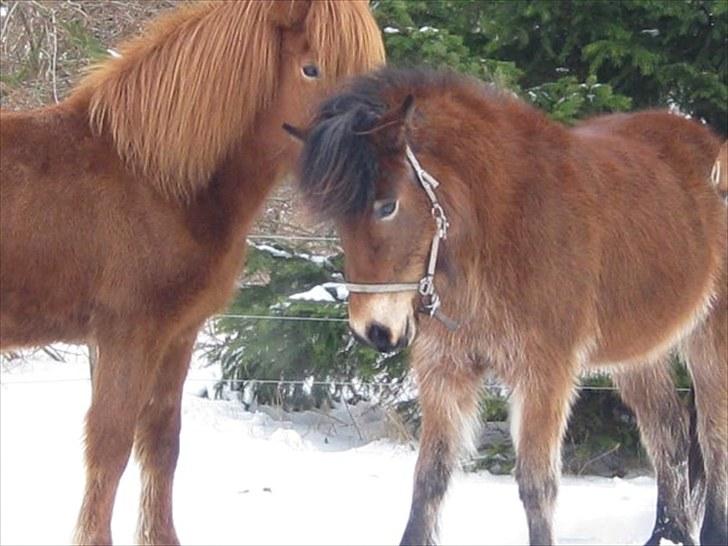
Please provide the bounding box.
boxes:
[366,322,395,353]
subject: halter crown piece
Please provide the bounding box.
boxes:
[345,144,459,331]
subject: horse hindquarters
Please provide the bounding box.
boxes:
[680,284,728,546]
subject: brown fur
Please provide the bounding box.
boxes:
[0,1,384,544]
[293,68,727,545]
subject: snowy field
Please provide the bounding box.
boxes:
[1,344,660,545]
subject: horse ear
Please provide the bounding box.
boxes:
[399,94,416,126]
[282,123,308,142]
[269,0,313,29]
[366,94,415,152]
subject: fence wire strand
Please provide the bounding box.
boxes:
[0,232,692,393]
[247,234,340,242]
[216,313,347,323]
[0,374,691,392]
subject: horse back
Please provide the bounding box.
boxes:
[571,112,725,365]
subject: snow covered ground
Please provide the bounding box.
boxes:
[1,344,660,545]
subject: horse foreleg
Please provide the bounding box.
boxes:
[134,329,197,546]
[613,359,697,545]
[510,362,576,546]
[74,331,159,545]
[400,354,485,546]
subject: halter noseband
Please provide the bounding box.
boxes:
[345,144,458,331]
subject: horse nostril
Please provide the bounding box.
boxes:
[366,322,393,353]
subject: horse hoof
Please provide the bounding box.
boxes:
[644,528,696,546]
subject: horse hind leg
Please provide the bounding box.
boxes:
[134,328,198,546]
[400,351,486,546]
[680,291,728,546]
[613,358,697,545]
[74,329,160,545]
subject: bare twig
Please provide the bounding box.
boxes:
[41,346,65,362]
[383,406,416,443]
[49,6,58,102]
[341,396,365,442]
[1,1,20,44]
[578,442,621,475]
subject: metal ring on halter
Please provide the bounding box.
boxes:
[418,276,434,297]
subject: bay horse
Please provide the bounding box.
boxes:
[287,67,727,545]
[0,1,384,544]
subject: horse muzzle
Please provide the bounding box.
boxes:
[350,317,415,354]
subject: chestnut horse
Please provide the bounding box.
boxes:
[288,68,727,545]
[0,1,383,544]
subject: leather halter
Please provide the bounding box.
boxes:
[345,145,458,331]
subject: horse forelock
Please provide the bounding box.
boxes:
[300,93,384,220]
[307,0,385,82]
[298,67,485,221]
[73,0,384,202]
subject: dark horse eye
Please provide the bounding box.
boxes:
[302,64,320,78]
[374,199,399,220]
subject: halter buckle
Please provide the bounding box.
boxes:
[418,275,435,297]
[432,205,449,238]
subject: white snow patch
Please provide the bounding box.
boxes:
[270,428,306,450]
[667,98,692,119]
[419,25,439,33]
[289,285,336,303]
[249,242,293,258]
[289,282,348,303]
[323,282,349,301]
[294,251,330,266]
[383,26,400,34]
[2,345,660,545]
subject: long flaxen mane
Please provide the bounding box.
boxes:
[73,0,384,201]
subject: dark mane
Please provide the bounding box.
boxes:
[298,90,384,219]
[297,67,486,219]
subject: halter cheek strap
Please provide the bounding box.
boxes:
[344,144,459,331]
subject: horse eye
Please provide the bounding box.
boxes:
[374,199,399,221]
[302,64,320,79]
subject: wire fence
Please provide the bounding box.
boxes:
[217,313,348,323]
[247,234,340,243]
[0,306,693,393]
[0,232,693,394]
[0,373,692,393]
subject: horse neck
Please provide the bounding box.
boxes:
[186,127,296,248]
[63,86,293,251]
[424,101,565,312]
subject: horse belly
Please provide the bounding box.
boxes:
[590,230,718,367]
[0,260,94,349]
[591,281,714,367]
